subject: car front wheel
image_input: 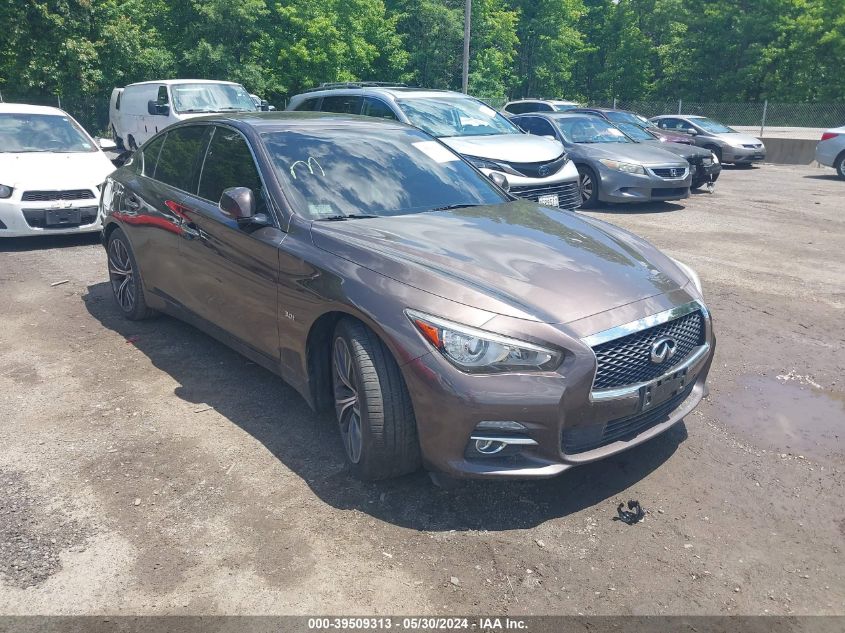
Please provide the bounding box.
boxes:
[107,228,156,321]
[577,166,599,208]
[331,318,420,480]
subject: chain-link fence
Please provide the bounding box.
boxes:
[0,90,110,136]
[591,100,845,134]
[3,87,844,138]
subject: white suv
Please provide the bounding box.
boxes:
[287,84,581,210]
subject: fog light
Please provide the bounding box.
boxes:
[475,439,506,454]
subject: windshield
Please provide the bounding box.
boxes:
[170,83,257,114]
[0,113,96,153]
[693,117,735,134]
[396,96,520,138]
[614,122,654,141]
[261,127,507,219]
[553,117,632,144]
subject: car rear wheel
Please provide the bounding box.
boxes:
[331,318,420,480]
[107,228,156,321]
[834,153,845,180]
[577,166,599,208]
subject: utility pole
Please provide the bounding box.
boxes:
[462,0,471,93]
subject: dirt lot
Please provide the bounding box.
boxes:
[0,164,843,616]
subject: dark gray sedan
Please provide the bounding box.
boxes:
[512,113,692,208]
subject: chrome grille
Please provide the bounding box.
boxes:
[591,311,705,390]
[509,181,581,210]
[22,189,95,201]
[651,167,688,179]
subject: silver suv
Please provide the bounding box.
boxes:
[287,83,581,210]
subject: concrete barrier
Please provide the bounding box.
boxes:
[760,137,819,165]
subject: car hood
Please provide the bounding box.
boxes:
[441,134,565,162]
[311,200,689,324]
[567,142,688,166]
[650,141,712,160]
[716,132,764,145]
[0,151,115,190]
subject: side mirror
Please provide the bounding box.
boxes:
[260,100,270,112]
[219,187,255,220]
[685,128,698,136]
[147,100,170,116]
[97,138,117,151]
[487,172,510,192]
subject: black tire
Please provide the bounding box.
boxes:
[577,165,599,209]
[331,318,421,480]
[110,125,124,150]
[704,145,722,164]
[106,228,156,321]
[834,152,845,180]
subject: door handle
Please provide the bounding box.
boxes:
[182,222,203,241]
[125,194,140,210]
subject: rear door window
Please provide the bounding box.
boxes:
[320,95,364,115]
[293,97,321,112]
[154,125,209,192]
[197,127,267,215]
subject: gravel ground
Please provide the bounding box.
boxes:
[0,164,843,616]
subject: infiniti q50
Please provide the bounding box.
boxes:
[99,112,714,481]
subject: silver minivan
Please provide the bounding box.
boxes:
[287,83,581,210]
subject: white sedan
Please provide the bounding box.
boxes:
[815,126,845,179]
[0,103,116,237]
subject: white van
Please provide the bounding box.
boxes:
[109,79,258,149]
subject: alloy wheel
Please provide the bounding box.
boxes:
[108,238,135,312]
[579,171,594,203]
[333,337,363,463]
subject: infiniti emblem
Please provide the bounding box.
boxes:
[650,336,677,364]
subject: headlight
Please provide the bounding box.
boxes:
[406,310,561,373]
[670,257,703,296]
[598,159,646,175]
[0,184,12,199]
[464,156,520,176]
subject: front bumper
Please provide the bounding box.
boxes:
[481,161,581,210]
[723,145,766,164]
[0,197,101,237]
[401,299,715,479]
[597,166,691,204]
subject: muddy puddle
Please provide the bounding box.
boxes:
[715,375,845,462]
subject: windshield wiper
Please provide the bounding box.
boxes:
[178,109,212,113]
[316,214,379,221]
[425,203,483,212]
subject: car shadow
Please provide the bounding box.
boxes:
[0,233,100,252]
[83,281,687,532]
[585,200,686,214]
[802,173,840,181]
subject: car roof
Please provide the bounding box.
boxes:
[0,103,68,116]
[125,79,241,87]
[187,111,415,133]
[294,86,464,100]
